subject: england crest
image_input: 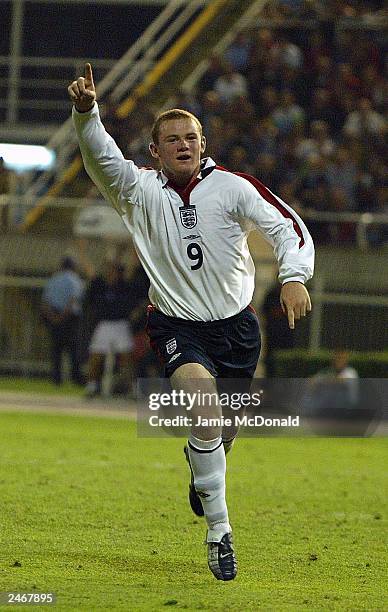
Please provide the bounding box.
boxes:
[166,338,177,355]
[179,205,197,229]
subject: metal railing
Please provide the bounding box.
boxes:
[308,277,388,353]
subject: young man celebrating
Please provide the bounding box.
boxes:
[68,64,314,581]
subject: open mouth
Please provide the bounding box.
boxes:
[176,154,191,161]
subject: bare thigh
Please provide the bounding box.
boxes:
[171,363,221,440]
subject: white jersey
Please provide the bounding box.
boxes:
[73,105,314,321]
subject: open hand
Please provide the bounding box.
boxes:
[280,281,312,329]
[68,63,96,113]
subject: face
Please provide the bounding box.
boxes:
[333,351,349,372]
[150,118,206,185]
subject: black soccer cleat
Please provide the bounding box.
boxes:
[207,532,237,581]
[183,445,204,517]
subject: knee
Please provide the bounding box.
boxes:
[192,424,222,440]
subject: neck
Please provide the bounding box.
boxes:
[164,165,200,188]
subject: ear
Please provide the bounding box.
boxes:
[149,142,159,159]
[200,135,206,154]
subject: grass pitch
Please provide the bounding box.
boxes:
[0,409,387,611]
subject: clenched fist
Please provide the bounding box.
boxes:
[68,63,96,113]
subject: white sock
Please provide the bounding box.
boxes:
[188,434,230,540]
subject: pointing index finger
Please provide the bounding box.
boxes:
[287,307,295,330]
[85,63,94,85]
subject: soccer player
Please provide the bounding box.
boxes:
[68,64,314,581]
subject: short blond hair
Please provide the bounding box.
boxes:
[151,109,203,144]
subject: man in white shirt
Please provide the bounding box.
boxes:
[68,64,314,581]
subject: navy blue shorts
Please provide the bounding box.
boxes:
[146,305,261,379]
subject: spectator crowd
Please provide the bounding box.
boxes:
[124,11,387,245]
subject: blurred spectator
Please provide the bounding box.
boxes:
[306,31,330,73]
[271,35,304,70]
[360,65,386,111]
[246,119,278,157]
[343,97,386,139]
[297,152,330,211]
[226,145,254,174]
[41,256,85,386]
[82,257,134,398]
[310,55,335,90]
[271,90,305,136]
[214,61,248,103]
[217,122,246,163]
[334,63,363,99]
[226,95,256,131]
[256,86,279,118]
[278,65,307,103]
[253,153,280,192]
[277,181,304,215]
[277,139,301,185]
[225,32,252,73]
[295,120,335,161]
[304,350,360,418]
[199,90,223,133]
[309,88,343,131]
[326,146,358,210]
[172,89,202,118]
[202,115,224,160]
[198,54,224,92]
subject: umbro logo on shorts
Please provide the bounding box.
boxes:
[166,338,177,354]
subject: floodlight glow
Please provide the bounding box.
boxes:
[0,143,56,173]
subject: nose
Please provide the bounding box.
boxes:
[178,138,189,150]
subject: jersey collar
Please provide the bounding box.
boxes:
[159,157,216,186]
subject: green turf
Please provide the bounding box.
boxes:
[0,377,83,396]
[0,410,387,611]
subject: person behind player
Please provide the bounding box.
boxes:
[68,64,314,581]
[83,258,134,398]
[41,255,85,386]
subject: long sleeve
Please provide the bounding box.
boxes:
[72,104,141,214]
[236,174,314,284]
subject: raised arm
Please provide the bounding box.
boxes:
[68,64,141,214]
